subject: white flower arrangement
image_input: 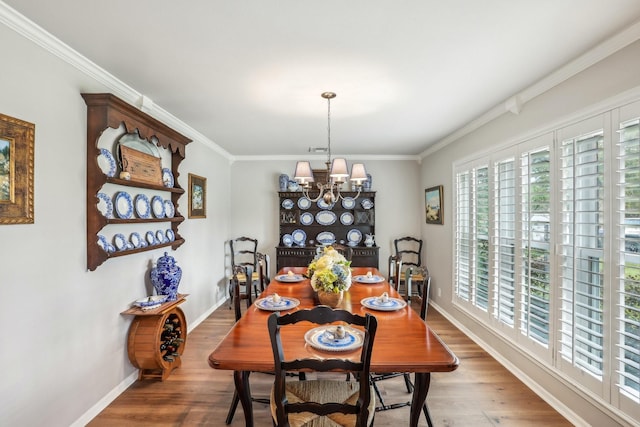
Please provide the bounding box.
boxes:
[307,246,352,293]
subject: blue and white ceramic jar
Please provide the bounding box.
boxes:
[279,174,289,191]
[150,252,182,301]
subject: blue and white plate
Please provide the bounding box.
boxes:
[151,195,165,218]
[275,273,305,282]
[316,231,336,246]
[255,296,300,311]
[341,197,356,209]
[340,212,354,225]
[113,233,129,251]
[353,274,385,284]
[146,230,156,245]
[281,199,294,209]
[300,212,314,226]
[134,295,168,309]
[361,296,407,311]
[156,230,166,244]
[316,210,337,226]
[166,229,175,242]
[347,229,362,246]
[361,199,374,209]
[134,194,151,219]
[96,192,113,218]
[304,326,364,352]
[114,191,134,219]
[97,234,111,253]
[317,198,333,210]
[98,148,117,177]
[162,168,174,188]
[130,232,143,249]
[282,234,294,246]
[164,199,175,218]
[292,229,307,246]
[297,197,312,210]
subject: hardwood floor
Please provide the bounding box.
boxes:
[88,300,572,426]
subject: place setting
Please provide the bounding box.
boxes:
[274,271,305,282]
[254,293,300,311]
[361,291,407,311]
[304,324,364,352]
[352,271,385,284]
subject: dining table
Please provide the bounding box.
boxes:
[208,266,459,427]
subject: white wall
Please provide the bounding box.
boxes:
[421,39,640,426]
[0,22,231,426]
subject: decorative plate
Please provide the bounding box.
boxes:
[151,195,165,218]
[300,212,314,226]
[341,197,356,209]
[317,198,333,210]
[113,233,129,251]
[97,234,110,253]
[304,326,364,352]
[96,192,113,218]
[164,199,175,218]
[316,210,337,226]
[282,233,294,247]
[98,148,117,177]
[114,191,134,219]
[130,232,143,249]
[361,199,374,209]
[133,295,168,309]
[282,199,294,209]
[134,194,151,219]
[255,296,300,311]
[361,296,407,311]
[347,229,362,245]
[292,229,307,246]
[146,230,156,245]
[274,273,305,282]
[298,197,312,210]
[316,231,336,246]
[166,229,175,242]
[156,229,166,244]
[353,274,385,284]
[162,168,174,188]
[340,212,354,225]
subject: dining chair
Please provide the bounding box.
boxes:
[268,306,378,427]
[387,254,403,288]
[393,236,425,300]
[228,236,261,307]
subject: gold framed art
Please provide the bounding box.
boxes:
[425,185,443,225]
[0,113,34,224]
[188,173,206,218]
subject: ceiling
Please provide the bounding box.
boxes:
[5,1,640,158]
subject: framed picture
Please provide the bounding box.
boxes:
[0,113,34,224]
[425,185,443,225]
[188,173,206,218]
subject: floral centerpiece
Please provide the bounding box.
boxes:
[307,246,352,306]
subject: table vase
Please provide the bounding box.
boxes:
[150,252,182,301]
[317,290,343,308]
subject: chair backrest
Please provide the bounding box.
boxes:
[231,264,254,321]
[387,255,403,289]
[407,266,431,320]
[268,306,377,426]
[394,236,423,269]
[229,236,258,271]
[256,252,270,293]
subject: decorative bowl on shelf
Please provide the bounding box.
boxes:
[133,295,168,308]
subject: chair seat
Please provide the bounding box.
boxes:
[270,380,375,427]
[235,271,260,282]
[401,271,424,282]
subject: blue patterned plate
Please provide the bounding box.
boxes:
[282,234,294,247]
[166,229,175,242]
[353,275,385,284]
[130,232,143,249]
[164,199,175,218]
[156,229,166,244]
[297,197,312,210]
[275,273,305,282]
[316,210,337,226]
[361,296,407,311]
[282,199,294,209]
[292,229,306,246]
[151,195,165,218]
[134,194,151,219]
[162,168,174,188]
[98,148,117,177]
[255,296,300,311]
[113,233,128,251]
[96,192,113,218]
[146,230,156,245]
[114,191,134,219]
[347,229,362,246]
[304,326,364,352]
[341,197,356,209]
[300,212,314,226]
[316,231,336,246]
[317,198,333,210]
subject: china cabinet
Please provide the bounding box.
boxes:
[83,93,191,271]
[276,191,378,271]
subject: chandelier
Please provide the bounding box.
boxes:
[293,92,368,205]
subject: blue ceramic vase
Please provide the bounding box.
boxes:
[279,174,289,191]
[150,252,182,301]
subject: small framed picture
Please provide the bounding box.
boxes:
[188,173,206,218]
[425,185,443,225]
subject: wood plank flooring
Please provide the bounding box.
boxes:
[88,300,572,426]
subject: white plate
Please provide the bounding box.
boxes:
[156,229,166,244]
[96,192,113,218]
[114,191,134,219]
[162,168,174,188]
[341,197,356,209]
[304,326,364,352]
[340,212,354,225]
[282,234,294,246]
[317,199,333,210]
[297,197,312,210]
[134,194,151,219]
[166,229,175,242]
[300,212,314,226]
[361,199,374,209]
[134,295,168,308]
[164,199,175,218]
[151,195,165,218]
[316,231,336,246]
[274,274,305,282]
[98,148,117,177]
[97,234,110,252]
[130,232,143,248]
[361,296,407,311]
[113,233,128,251]
[282,199,294,209]
[316,210,337,226]
[353,275,385,283]
[146,230,156,245]
[347,229,362,245]
[255,296,300,311]
[292,229,306,246]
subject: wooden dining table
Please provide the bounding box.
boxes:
[208,266,459,427]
